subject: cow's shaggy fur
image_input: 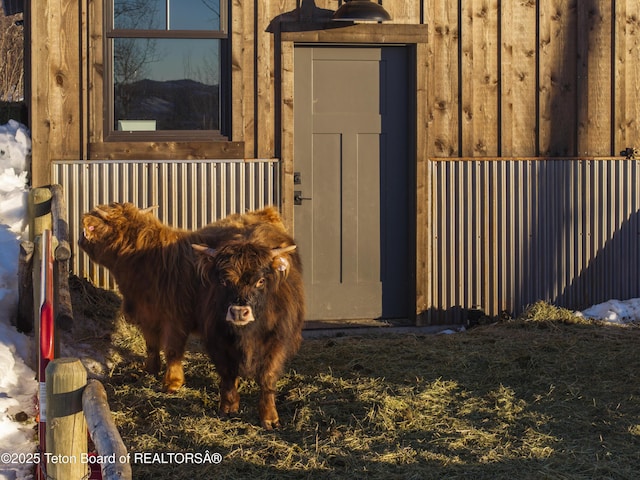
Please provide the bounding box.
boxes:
[194,223,305,429]
[78,202,284,392]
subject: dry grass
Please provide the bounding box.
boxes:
[68,283,640,479]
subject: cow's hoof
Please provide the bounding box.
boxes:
[219,403,240,416]
[261,417,281,430]
[162,380,184,393]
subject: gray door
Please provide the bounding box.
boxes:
[294,46,411,321]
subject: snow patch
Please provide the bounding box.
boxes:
[577,298,640,324]
[0,120,35,480]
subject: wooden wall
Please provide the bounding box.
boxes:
[27,0,84,186]
[425,0,640,158]
[27,1,640,179]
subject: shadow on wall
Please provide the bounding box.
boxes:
[425,158,640,326]
[519,160,640,316]
[519,1,639,315]
[556,207,640,311]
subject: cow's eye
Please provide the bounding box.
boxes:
[255,278,266,288]
[219,277,227,286]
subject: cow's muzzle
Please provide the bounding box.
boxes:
[226,305,255,326]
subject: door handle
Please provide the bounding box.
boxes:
[294,190,312,205]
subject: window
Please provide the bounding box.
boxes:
[106,0,229,140]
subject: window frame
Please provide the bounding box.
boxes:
[103,0,231,142]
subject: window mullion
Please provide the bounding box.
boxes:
[107,30,227,40]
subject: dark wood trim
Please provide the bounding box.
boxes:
[104,131,230,142]
[88,141,244,160]
[279,23,428,44]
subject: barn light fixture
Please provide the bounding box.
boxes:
[332,0,392,22]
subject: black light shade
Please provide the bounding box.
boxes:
[332,0,392,22]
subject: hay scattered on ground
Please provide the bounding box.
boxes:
[519,300,591,326]
[69,287,640,479]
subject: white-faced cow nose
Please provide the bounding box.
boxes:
[227,305,255,325]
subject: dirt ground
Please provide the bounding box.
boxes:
[67,279,640,479]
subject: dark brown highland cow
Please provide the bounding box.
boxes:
[193,222,305,430]
[78,202,285,392]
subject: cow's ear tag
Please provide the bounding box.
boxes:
[275,256,289,272]
[83,224,96,240]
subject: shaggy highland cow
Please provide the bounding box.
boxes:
[193,222,305,429]
[78,202,285,392]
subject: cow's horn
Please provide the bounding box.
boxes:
[192,244,217,256]
[271,245,297,257]
[93,206,110,220]
[142,205,159,214]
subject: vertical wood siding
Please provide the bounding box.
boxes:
[427,158,640,323]
[28,0,84,185]
[421,0,640,158]
[51,160,279,289]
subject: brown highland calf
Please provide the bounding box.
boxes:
[78,202,285,392]
[193,221,305,429]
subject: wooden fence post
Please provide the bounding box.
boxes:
[45,358,88,480]
[83,379,133,480]
[29,187,52,242]
[50,184,74,331]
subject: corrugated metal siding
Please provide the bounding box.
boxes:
[428,158,640,323]
[52,159,280,289]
